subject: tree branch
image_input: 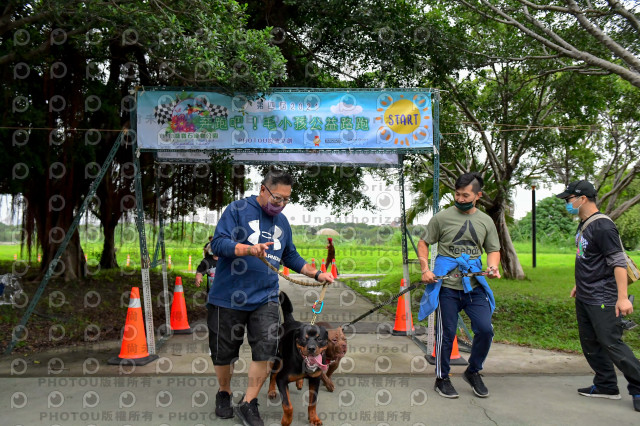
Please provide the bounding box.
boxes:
[456,0,640,89]
[564,0,640,72]
[0,25,91,66]
[0,10,52,36]
[607,0,640,33]
[608,192,640,221]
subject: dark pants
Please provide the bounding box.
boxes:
[436,286,494,379]
[207,303,280,365]
[576,299,640,395]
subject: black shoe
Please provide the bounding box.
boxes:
[215,390,234,419]
[463,369,489,398]
[434,377,459,398]
[633,395,640,412]
[577,385,621,400]
[235,397,264,426]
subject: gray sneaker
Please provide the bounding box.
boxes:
[434,377,459,398]
[463,369,489,398]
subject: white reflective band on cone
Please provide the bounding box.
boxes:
[129,298,142,308]
[174,285,183,292]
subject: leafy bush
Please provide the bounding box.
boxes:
[616,205,640,250]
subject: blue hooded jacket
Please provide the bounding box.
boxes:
[418,253,496,321]
[208,195,306,311]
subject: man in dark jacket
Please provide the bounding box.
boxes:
[208,169,334,426]
[557,180,640,413]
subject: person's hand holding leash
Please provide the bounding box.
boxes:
[486,265,501,279]
[421,270,437,284]
[248,242,274,257]
[316,272,334,284]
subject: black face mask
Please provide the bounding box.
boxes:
[455,201,474,211]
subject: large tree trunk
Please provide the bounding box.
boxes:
[100,216,119,269]
[487,202,525,279]
[96,172,126,269]
[28,187,87,282]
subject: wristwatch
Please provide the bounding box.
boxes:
[314,270,322,281]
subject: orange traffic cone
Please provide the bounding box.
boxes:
[311,258,316,269]
[283,266,290,277]
[321,259,327,274]
[331,259,338,278]
[392,279,414,335]
[426,335,468,366]
[108,287,158,366]
[170,276,193,334]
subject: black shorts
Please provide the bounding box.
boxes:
[207,302,280,365]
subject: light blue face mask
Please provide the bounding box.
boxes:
[565,198,582,215]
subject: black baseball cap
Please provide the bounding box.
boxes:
[555,180,597,199]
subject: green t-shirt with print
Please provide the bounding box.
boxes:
[422,206,501,290]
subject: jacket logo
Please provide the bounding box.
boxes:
[449,220,480,256]
[247,220,282,250]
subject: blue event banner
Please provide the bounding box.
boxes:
[135,89,433,151]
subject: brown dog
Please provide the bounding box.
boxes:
[293,322,348,392]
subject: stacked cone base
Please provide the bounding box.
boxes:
[172,327,193,335]
[108,353,159,366]
[425,353,468,366]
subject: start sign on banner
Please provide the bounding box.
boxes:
[135,88,435,153]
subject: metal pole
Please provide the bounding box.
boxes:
[155,164,171,339]
[398,154,413,336]
[532,185,536,268]
[132,142,156,355]
[427,92,441,353]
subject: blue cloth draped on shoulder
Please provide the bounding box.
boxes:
[418,253,496,321]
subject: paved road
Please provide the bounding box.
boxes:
[1,274,639,424]
[3,374,639,425]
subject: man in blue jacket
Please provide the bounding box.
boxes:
[417,172,501,399]
[208,169,334,426]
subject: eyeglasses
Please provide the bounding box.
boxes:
[263,185,290,204]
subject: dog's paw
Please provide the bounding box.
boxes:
[309,415,323,426]
[296,379,303,390]
[268,389,277,400]
[281,413,294,426]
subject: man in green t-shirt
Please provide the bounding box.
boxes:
[417,172,501,399]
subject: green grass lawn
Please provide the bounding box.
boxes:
[2,238,639,356]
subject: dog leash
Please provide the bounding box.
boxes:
[310,283,329,326]
[343,271,489,329]
[258,257,327,287]
[257,257,332,325]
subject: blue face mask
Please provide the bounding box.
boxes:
[565,199,581,215]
